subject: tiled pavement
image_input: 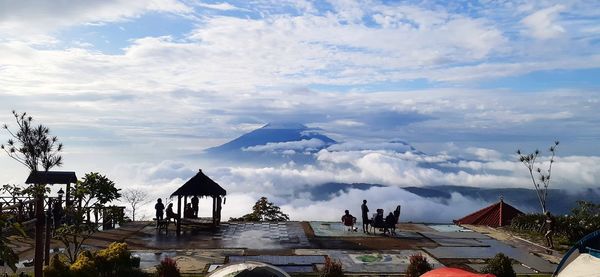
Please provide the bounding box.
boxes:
[214,222,311,249]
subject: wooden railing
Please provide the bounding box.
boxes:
[0,196,125,230]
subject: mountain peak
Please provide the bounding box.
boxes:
[262,122,308,130]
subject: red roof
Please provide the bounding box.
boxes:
[421,267,495,277]
[454,198,523,227]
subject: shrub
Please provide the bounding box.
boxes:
[510,201,600,244]
[95,242,142,276]
[481,253,516,277]
[155,257,181,277]
[44,254,71,277]
[70,250,96,277]
[406,253,432,277]
[320,256,344,277]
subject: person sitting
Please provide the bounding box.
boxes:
[184,203,194,219]
[371,209,385,233]
[341,210,357,231]
[384,212,396,235]
[166,203,179,222]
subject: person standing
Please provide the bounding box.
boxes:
[154,198,165,228]
[191,195,199,218]
[361,199,370,233]
[542,211,555,249]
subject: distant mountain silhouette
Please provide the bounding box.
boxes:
[202,122,337,164]
[296,182,599,215]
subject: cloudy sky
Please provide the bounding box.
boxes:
[1,0,599,221]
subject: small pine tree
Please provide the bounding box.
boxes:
[481,253,516,277]
[406,253,433,277]
[320,256,344,277]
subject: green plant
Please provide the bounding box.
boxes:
[516,141,559,214]
[2,110,64,276]
[510,201,600,244]
[69,250,96,277]
[95,242,140,276]
[481,253,516,277]
[44,254,72,277]
[230,196,290,222]
[406,253,432,277]
[320,256,344,277]
[155,257,181,277]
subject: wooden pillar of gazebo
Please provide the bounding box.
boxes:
[177,195,182,236]
[211,196,216,225]
[184,196,188,217]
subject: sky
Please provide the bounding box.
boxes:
[0,0,599,221]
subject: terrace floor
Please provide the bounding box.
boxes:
[2,221,562,276]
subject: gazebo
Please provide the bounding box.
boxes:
[170,169,226,236]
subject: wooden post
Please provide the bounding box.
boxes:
[44,199,52,266]
[66,183,71,207]
[34,184,45,277]
[177,195,182,236]
[212,196,216,225]
[184,196,188,218]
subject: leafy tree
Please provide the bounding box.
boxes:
[122,188,150,221]
[481,253,516,277]
[230,196,290,222]
[517,141,559,213]
[56,172,121,263]
[1,110,63,275]
[73,172,121,211]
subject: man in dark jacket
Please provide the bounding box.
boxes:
[361,199,370,233]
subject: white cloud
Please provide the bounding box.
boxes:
[465,147,503,161]
[0,0,192,40]
[243,138,326,153]
[194,2,247,11]
[522,5,566,39]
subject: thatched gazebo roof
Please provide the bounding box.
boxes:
[170,169,226,198]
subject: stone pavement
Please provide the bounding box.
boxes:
[296,249,443,273]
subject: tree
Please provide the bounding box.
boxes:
[481,253,516,277]
[122,189,149,221]
[230,196,290,222]
[517,141,559,214]
[56,172,121,263]
[1,110,63,276]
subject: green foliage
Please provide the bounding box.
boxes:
[44,254,72,277]
[55,223,97,263]
[1,110,63,172]
[481,253,516,277]
[56,172,121,263]
[70,250,96,277]
[510,201,600,244]
[74,172,121,209]
[405,253,432,277]
[320,256,344,277]
[0,213,26,272]
[230,196,289,222]
[155,257,181,277]
[44,242,145,277]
